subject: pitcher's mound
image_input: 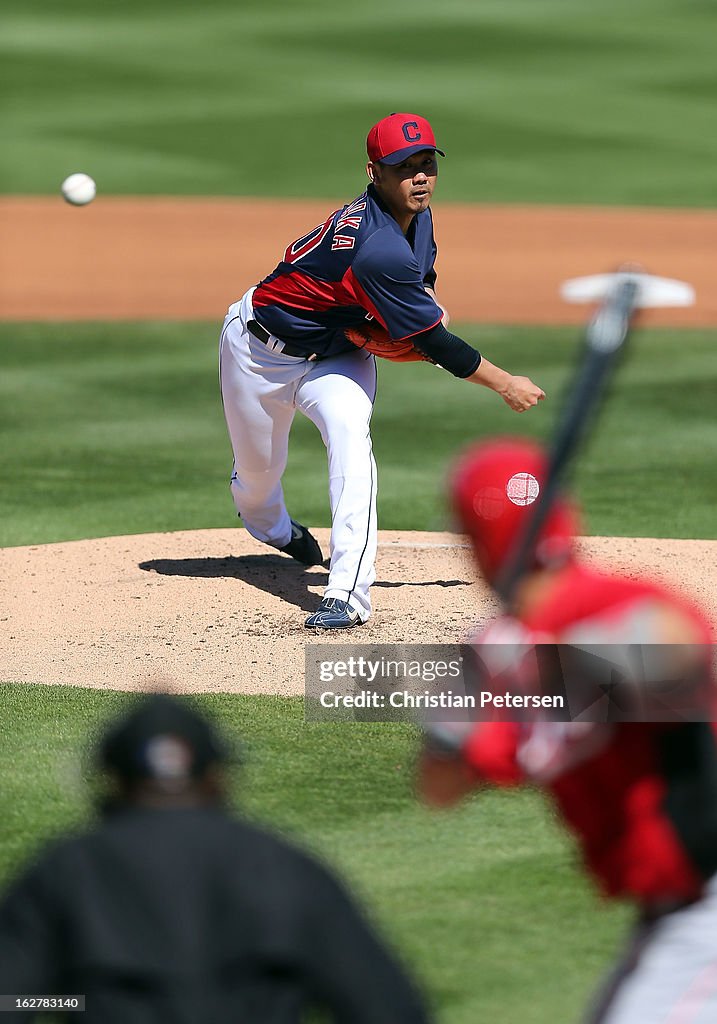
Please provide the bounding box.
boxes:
[2,529,715,694]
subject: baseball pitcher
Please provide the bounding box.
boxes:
[219,113,545,629]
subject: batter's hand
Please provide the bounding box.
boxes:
[500,375,546,412]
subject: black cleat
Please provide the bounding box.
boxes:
[279,520,323,566]
[305,598,364,629]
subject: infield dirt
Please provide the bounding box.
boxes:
[3,530,716,695]
[2,197,716,325]
[1,198,715,693]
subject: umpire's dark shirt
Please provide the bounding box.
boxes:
[0,806,430,1023]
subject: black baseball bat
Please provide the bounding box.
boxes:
[494,276,639,605]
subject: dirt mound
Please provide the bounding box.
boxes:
[2,529,715,694]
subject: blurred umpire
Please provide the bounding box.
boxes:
[0,695,430,1023]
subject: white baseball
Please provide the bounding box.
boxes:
[61,173,96,206]
[506,472,540,506]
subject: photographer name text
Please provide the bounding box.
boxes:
[318,690,565,709]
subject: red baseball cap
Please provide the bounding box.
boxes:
[451,438,579,584]
[366,112,446,165]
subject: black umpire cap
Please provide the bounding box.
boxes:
[98,694,233,784]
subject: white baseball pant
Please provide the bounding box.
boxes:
[586,874,717,1023]
[219,288,377,619]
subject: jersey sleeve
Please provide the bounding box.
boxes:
[297,857,431,1023]
[0,859,60,1004]
[463,723,524,785]
[348,228,443,341]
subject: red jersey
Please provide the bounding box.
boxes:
[464,562,717,906]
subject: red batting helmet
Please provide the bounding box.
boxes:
[451,438,579,585]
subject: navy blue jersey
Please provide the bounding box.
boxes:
[252,184,442,358]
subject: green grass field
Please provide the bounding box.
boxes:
[0,686,630,1023]
[0,320,712,1019]
[1,321,715,548]
[2,0,716,205]
[3,0,715,1018]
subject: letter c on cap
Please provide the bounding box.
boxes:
[402,121,421,143]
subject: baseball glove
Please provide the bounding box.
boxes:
[344,321,430,363]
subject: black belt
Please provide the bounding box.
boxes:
[247,319,318,360]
